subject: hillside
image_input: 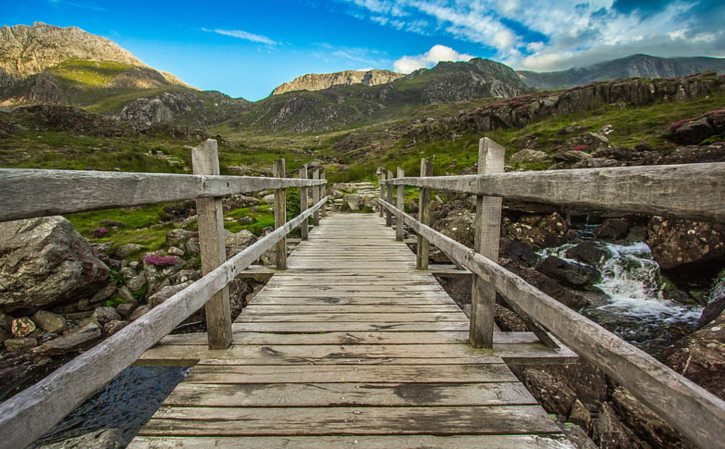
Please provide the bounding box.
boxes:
[0,23,249,129]
[519,54,725,89]
[271,69,404,95]
[223,58,529,133]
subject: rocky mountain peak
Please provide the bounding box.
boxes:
[271,69,404,95]
[0,22,146,85]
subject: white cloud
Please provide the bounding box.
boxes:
[393,44,474,74]
[202,28,277,46]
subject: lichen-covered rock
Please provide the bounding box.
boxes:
[521,368,577,418]
[646,216,725,273]
[92,306,121,324]
[4,337,38,352]
[32,310,66,333]
[148,281,192,308]
[10,316,36,337]
[502,212,569,247]
[510,148,548,163]
[225,230,257,258]
[0,216,109,310]
[594,402,646,449]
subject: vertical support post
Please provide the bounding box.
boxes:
[469,137,505,349]
[385,169,394,227]
[378,169,386,217]
[320,170,327,218]
[191,139,232,349]
[312,168,320,226]
[299,165,309,241]
[417,159,432,270]
[396,167,405,241]
[273,159,287,270]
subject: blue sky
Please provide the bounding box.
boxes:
[3,0,724,100]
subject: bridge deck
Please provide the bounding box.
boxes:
[130,213,575,448]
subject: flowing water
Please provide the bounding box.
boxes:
[540,241,702,354]
[32,366,189,448]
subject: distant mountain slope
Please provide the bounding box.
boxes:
[227,58,529,133]
[271,69,404,95]
[519,54,725,89]
[0,23,248,128]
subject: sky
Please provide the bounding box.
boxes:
[3,0,724,100]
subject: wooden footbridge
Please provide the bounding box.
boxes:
[0,138,723,449]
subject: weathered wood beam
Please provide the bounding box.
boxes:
[416,159,432,270]
[273,159,288,270]
[385,169,394,227]
[0,169,325,222]
[312,168,320,226]
[470,138,503,348]
[378,198,725,449]
[192,140,232,349]
[383,162,725,223]
[378,168,386,218]
[0,197,328,449]
[396,167,405,241]
[299,165,309,241]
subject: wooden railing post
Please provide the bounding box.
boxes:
[385,169,394,227]
[396,167,405,241]
[312,168,321,226]
[320,169,327,218]
[273,159,287,270]
[469,137,505,349]
[299,165,309,241]
[417,159,432,270]
[191,139,232,349]
[378,168,386,217]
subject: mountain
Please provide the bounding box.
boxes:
[519,54,725,90]
[0,23,248,128]
[271,69,404,95]
[226,58,529,133]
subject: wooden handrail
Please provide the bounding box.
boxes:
[0,169,326,222]
[378,197,725,449]
[382,162,725,223]
[0,196,328,449]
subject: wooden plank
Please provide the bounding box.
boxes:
[379,199,725,449]
[417,158,432,270]
[139,405,560,436]
[192,139,232,349]
[235,313,468,322]
[383,162,725,223]
[272,159,287,270]
[242,305,462,314]
[470,138,503,349]
[0,197,328,449]
[396,166,405,241]
[247,296,457,306]
[129,434,576,449]
[163,382,536,407]
[0,170,325,223]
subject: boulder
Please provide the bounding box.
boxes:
[538,256,600,289]
[116,301,138,318]
[167,246,185,256]
[569,399,593,432]
[166,229,197,247]
[90,283,117,304]
[113,243,143,259]
[93,306,121,324]
[699,274,725,327]
[499,238,540,267]
[223,194,260,210]
[664,311,725,399]
[502,213,569,247]
[433,210,476,248]
[33,322,101,355]
[562,423,599,449]
[343,194,361,211]
[0,216,109,310]
[130,305,151,321]
[593,402,645,449]
[521,368,577,418]
[504,262,591,310]
[126,273,147,293]
[262,193,276,204]
[225,230,257,258]
[32,310,66,333]
[646,216,725,276]
[11,317,37,337]
[612,387,693,448]
[594,218,630,240]
[565,242,609,266]
[510,148,548,163]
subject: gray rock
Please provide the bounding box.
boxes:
[510,148,548,163]
[223,194,260,210]
[32,310,66,333]
[186,237,200,254]
[166,229,197,247]
[343,194,361,211]
[0,311,13,331]
[129,305,151,321]
[90,283,116,304]
[33,322,101,355]
[0,216,109,310]
[11,317,37,337]
[538,256,600,288]
[569,399,593,432]
[4,337,38,351]
[126,273,147,293]
[594,218,630,240]
[261,193,276,204]
[103,320,128,336]
[33,427,125,449]
[116,285,135,302]
[167,246,185,256]
[565,242,608,266]
[148,281,192,308]
[92,306,121,324]
[225,230,257,258]
[116,301,138,318]
[113,243,143,259]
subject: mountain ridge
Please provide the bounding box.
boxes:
[271,69,404,95]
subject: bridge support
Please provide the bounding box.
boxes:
[312,168,321,226]
[273,159,288,270]
[321,170,327,218]
[385,169,394,226]
[192,139,232,349]
[416,159,432,270]
[396,167,405,241]
[469,137,504,349]
[299,165,309,240]
[378,168,386,217]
